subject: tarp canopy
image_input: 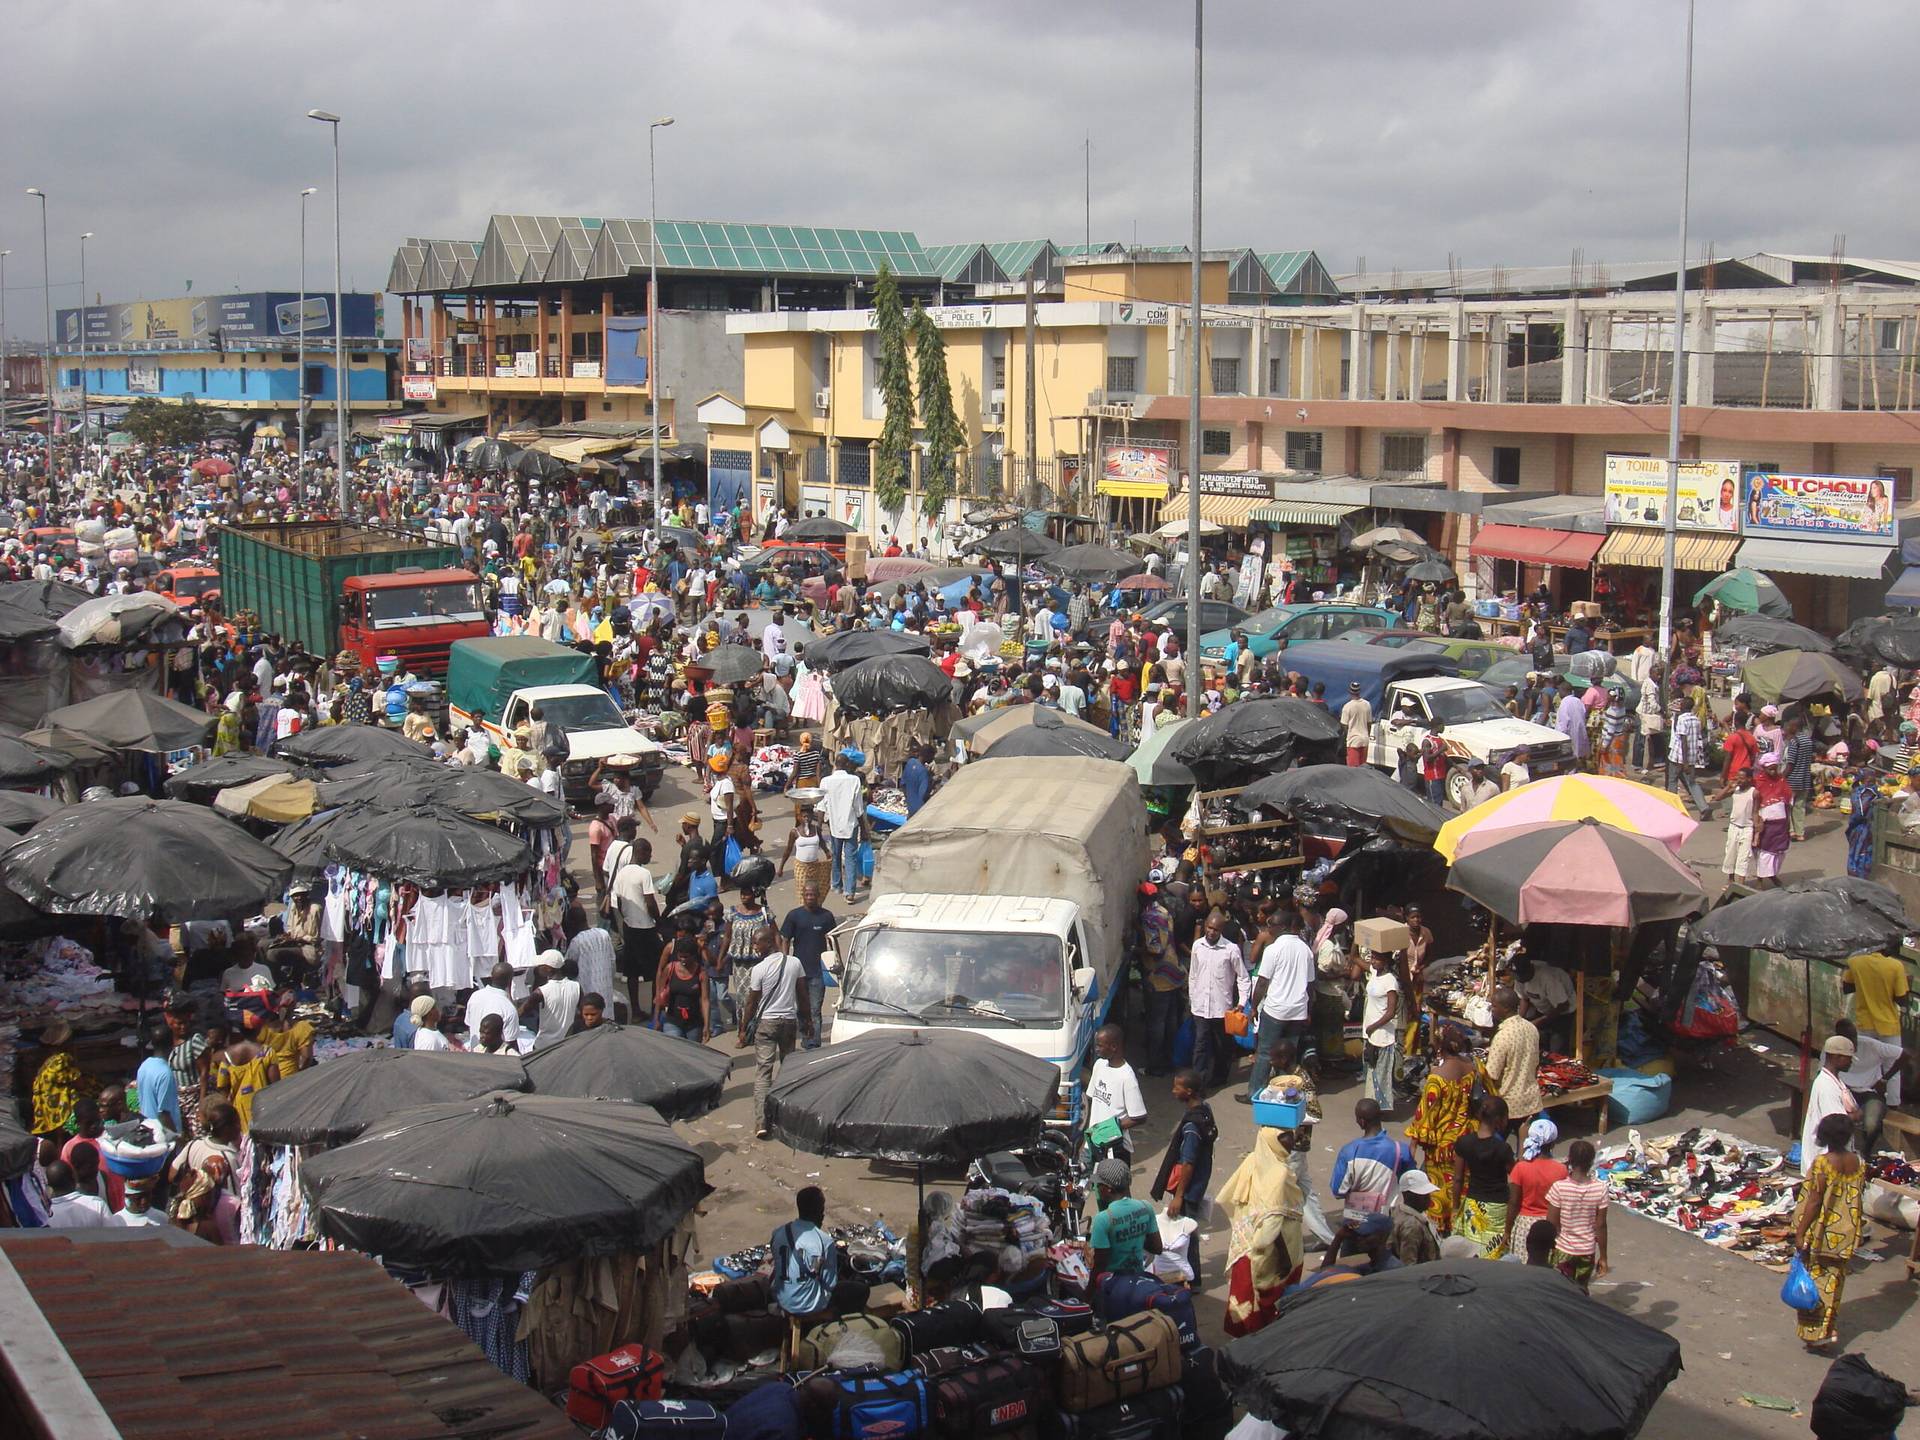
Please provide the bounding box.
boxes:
[0,792,65,832]
[292,801,532,887]
[1691,876,1911,959]
[521,1023,731,1119]
[808,629,932,672]
[831,654,954,717]
[273,725,434,769]
[1236,763,1447,845]
[249,1048,531,1148]
[56,592,185,648]
[1168,697,1342,787]
[967,705,1131,762]
[1713,614,1834,655]
[39,691,212,753]
[1836,613,1920,669]
[0,732,68,785]
[313,762,566,827]
[164,753,307,804]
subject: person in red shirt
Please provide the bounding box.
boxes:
[1721,720,1758,786]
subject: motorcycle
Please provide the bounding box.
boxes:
[966,1127,1088,1242]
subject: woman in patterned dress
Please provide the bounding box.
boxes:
[1404,1022,1477,1235]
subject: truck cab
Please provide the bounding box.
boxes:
[1370,676,1575,806]
[338,567,489,675]
[497,684,666,800]
[154,564,221,611]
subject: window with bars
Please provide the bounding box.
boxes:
[1202,429,1233,457]
[1284,430,1322,472]
[1106,355,1137,393]
[991,355,1007,390]
[1381,433,1427,475]
[1268,355,1288,394]
[838,445,871,488]
[1210,357,1242,394]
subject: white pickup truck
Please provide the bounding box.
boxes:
[1367,675,1575,806]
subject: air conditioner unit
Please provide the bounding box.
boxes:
[985,401,1005,423]
[813,388,831,411]
[989,387,1007,407]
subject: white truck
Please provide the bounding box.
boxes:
[829,756,1151,1126]
[1367,675,1575,806]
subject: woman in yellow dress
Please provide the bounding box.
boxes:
[1791,1111,1865,1350]
[1405,1022,1477,1235]
[1217,1127,1305,1337]
[29,1020,92,1136]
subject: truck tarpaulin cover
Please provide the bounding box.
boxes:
[1169,696,1342,788]
[872,756,1149,986]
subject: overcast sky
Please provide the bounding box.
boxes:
[3,0,1917,338]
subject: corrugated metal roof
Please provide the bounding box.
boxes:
[921,243,986,283]
[985,240,1053,281]
[0,1233,577,1440]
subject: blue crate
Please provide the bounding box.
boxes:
[1252,1097,1306,1130]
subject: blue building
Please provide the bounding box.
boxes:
[51,291,394,430]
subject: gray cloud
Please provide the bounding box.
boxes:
[3,0,1917,340]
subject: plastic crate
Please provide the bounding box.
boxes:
[1252,1097,1306,1130]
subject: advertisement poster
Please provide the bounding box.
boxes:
[1744,470,1895,542]
[1602,455,1740,532]
[1234,552,1265,610]
[1100,440,1174,496]
[126,361,161,394]
[401,376,437,401]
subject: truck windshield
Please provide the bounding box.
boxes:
[168,573,216,598]
[529,692,627,732]
[838,929,1064,1027]
[368,582,485,629]
[1425,686,1510,725]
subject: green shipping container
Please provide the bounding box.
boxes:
[215,521,466,666]
[445,636,596,731]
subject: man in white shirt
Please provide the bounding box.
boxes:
[45,1160,118,1228]
[1245,912,1314,1103]
[609,832,662,1018]
[818,754,866,904]
[464,962,524,1051]
[1339,683,1373,767]
[1086,1024,1147,1163]
[410,995,451,1051]
[1802,1035,1861,1174]
[520,950,582,1050]
[708,767,737,847]
[739,931,814,1139]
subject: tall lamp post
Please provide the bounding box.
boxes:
[298,186,318,472]
[1183,1,1204,718]
[1655,0,1698,661]
[77,232,92,466]
[648,115,674,533]
[307,109,346,518]
[25,189,51,478]
[1,250,12,431]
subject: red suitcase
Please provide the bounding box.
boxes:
[566,1344,667,1427]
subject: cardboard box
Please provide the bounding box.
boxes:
[844,533,870,581]
[1354,917,1412,954]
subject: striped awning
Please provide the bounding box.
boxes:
[1250,500,1363,527]
[547,436,631,463]
[1160,492,1268,528]
[1596,527,1741,571]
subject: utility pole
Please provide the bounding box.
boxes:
[298,187,317,474]
[26,189,52,486]
[1023,275,1038,508]
[78,232,92,467]
[1084,136,1091,252]
[306,110,346,518]
[1184,0,1205,718]
[1,251,11,432]
[649,116,675,535]
[1656,0,1697,660]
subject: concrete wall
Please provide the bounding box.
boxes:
[658,310,742,443]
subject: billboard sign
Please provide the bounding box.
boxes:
[126,361,161,394]
[401,376,437,401]
[273,296,332,336]
[1744,470,1896,542]
[1100,440,1174,496]
[57,292,379,347]
[1603,455,1740,532]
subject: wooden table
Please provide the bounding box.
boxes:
[1543,1079,1614,1133]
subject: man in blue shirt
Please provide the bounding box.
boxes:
[770,1186,839,1318]
[134,1026,181,1134]
[900,744,934,816]
[391,981,430,1050]
[779,883,838,1051]
[1330,1097,1415,1222]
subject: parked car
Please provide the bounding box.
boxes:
[1200,603,1399,661]
[1138,597,1251,636]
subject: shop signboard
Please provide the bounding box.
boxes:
[513,352,539,378]
[401,376,437,401]
[1744,470,1895,542]
[1100,439,1174,497]
[1603,455,1740,532]
[1198,471,1271,499]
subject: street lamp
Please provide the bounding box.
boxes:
[648,115,674,535]
[0,250,11,431]
[25,189,51,476]
[298,186,318,471]
[307,109,346,518]
[78,232,92,463]
[1184,2,1203,718]
[1656,0,1698,662]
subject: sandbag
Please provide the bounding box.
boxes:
[75,519,108,543]
[1864,1181,1920,1232]
[1600,1068,1672,1126]
[103,526,137,549]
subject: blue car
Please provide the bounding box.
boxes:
[1200,603,1399,661]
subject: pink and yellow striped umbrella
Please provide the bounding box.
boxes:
[1434,773,1697,861]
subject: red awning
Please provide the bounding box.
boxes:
[1469,523,1605,570]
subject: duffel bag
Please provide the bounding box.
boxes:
[888,1298,984,1359]
[565,1343,666,1428]
[603,1398,727,1440]
[1021,1297,1095,1336]
[1056,1310,1182,1413]
[931,1354,1041,1439]
[828,1368,929,1440]
[796,1312,905,1372]
[1095,1271,1164,1322]
[911,1345,989,1379]
[1056,1386,1183,1440]
[979,1309,1060,1362]
[710,1272,774,1314]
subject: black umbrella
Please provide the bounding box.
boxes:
[0,603,57,642]
[0,792,65,832]
[1714,613,1834,655]
[1236,763,1448,845]
[39,691,212,753]
[1740,649,1863,705]
[274,724,433,768]
[0,579,93,620]
[766,1029,1058,1166]
[164,752,306,803]
[512,447,572,481]
[972,526,1061,563]
[1040,543,1144,583]
[698,645,767,687]
[809,629,932,672]
[0,733,67,785]
[1168,697,1343,787]
[271,805,356,879]
[1836,614,1920,670]
[300,1093,707,1275]
[975,707,1132,762]
[314,763,566,827]
[522,1022,732,1119]
[782,516,855,541]
[1373,540,1441,567]
[302,801,531,886]
[832,654,954,717]
[2,797,292,921]
[454,437,523,471]
[1404,559,1456,584]
[249,1048,531,1148]
[1692,876,1911,959]
[1220,1262,1681,1440]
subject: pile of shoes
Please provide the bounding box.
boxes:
[1596,1126,1803,1265]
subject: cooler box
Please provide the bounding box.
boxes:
[1252,1097,1306,1130]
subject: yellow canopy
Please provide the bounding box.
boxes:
[213,776,318,824]
[1433,773,1694,862]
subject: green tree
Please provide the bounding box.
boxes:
[872,263,915,513]
[910,303,965,519]
[119,396,210,448]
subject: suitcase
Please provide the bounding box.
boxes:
[1056,1311,1182,1413]
[1096,1275,1198,1352]
[912,1345,990,1379]
[796,1312,906,1372]
[603,1398,727,1440]
[930,1355,1041,1439]
[710,1273,774,1315]
[888,1298,984,1358]
[1144,1286,1198,1352]
[1180,1347,1234,1440]
[828,1368,930,1440]
[567,1344,668,1428]
[1020,1298,1095,1337]
[979,1309,1060,1362]
[1056,1386,1183,1440]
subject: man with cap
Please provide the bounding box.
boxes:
[520,951,582,1050]
[1089,1157,1163,1278]
[1388,1172,1443,1266]
[1459,758,1500,810]
[1338,681,1373,767]
[1801,1033,1861,1175]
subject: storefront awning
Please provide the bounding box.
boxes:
[1161,493,1269,528]
[547,436,630,464]
[408,410,489,430]
[1098,477,1171,499]
[1249,500,1362,527]
[1469,523,1606,569]
[1735,536,1894,581]
[1595,528,1741,571]
[1885,566,1920,608]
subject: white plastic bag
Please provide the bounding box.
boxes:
[1151,1212,1198,1284]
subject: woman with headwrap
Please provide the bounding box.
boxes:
[1405,1022,1477,1235]
[1502,1115,1568,1260]
[1310,907,1352,1066]
[1216,1127,1305,1337]
[1752,752,1793,889]
[29,1020,94,1138]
